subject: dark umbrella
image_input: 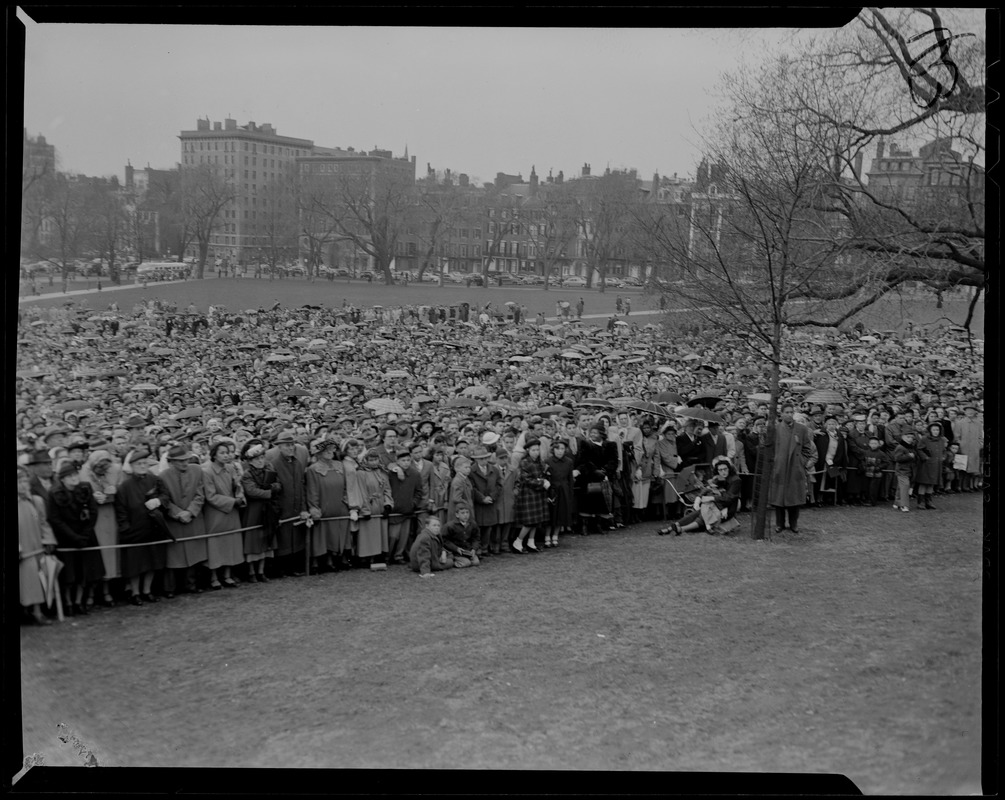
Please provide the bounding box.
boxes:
[654,391,684,405]
[676,407,724,425]
[531,405,573,417]
[576,397,615,410]
[623,400,673,419]
[52,399,95,412]
[686,394,723,409]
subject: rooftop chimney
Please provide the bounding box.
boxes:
[876,139,885,159]
[582,163,591,176]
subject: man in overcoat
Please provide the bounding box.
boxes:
[266,430,310,576]
[767,403,816,534]
[157,443,207,594]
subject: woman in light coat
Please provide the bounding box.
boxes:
[201,441,247,588]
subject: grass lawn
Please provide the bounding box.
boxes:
[19,276,984,336]
[18,495,982,792]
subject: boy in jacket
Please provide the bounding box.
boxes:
[409,517,451,578]
[891,431,928,512]
[443,505,480,568]
[860,435,892,506]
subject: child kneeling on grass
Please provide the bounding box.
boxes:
[409,518,452,578]
[443,505,480,568]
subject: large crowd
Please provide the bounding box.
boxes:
[16,294,984,624]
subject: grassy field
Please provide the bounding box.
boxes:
[18,275,984,336]
[17,495,983,792]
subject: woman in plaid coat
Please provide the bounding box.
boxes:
[512,439,551,553]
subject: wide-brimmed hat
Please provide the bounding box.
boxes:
[27,448,52,466]
[272,429,297,445]
[311,436,339,454]
[481,431,500,446]
[470,445,492,459]
[57,460,80,479]
[166,443,192,460]
[124,413,147,429]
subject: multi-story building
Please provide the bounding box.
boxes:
[179,118,315,265]
[866,136,985,209]
[296,146,416,272]
[23,128,56,183]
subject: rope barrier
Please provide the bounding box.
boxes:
[53,507,447,554]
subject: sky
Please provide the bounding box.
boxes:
[19,19,826,184]
[18,13,984,185]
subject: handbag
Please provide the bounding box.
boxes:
[586,481,606,495]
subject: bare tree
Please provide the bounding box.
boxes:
[571,170,639,291]
[311,164,414,285]
[145,168,189,262]
[33,175,97,289]
[257,174,300,277]
[523,183,580,290]
[181,164,234,278]
[414,174,470,281]
[633,55,849,540]
[88,181,129,284]
[297,172,346,281]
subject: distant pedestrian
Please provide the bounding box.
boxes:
[624,297,631,316]
[576,297,585,319]
[616,295,623,313]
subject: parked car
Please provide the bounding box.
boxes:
[359,270,377,282]
[446,272,467,283]
[563,276,588,287]
[621,276,642,287]
[521,274,545,285]
[491,272,519,285]
[421,271,439,282]
[605,276,624,288]
[466,273,485,286]
[334,268,351,278]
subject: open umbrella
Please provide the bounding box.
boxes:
[682,353,701,361]
[614,320,629,327]
[778,377,803,385]
[336,375,371,388]
[693,364,718,375]
[623,400,673,418]
[654,391,684,405]
[52,399,95,412]
[132,383,161,392]
[747,393,772,403]
[16,369,53,379]
[413,394,437,404]
[676,407,724,425]
[508,355,534,363]
[443,397,481,409]
[687,394,723,409]
[655,366,680,376]
[533,347,563,358]
[561,351,585,359]
[576,397,615,410]
[532,405,572,417]
[462,385,492,398]
[858,335,880,343]
[905,367,926,376]
[489,399,525,413]
[172,407,206,420]
[804,390,847,405]
[849,363,878,372]
[526,374,553,384]
[806,371,832,382]
[300,353,322,362]
[382,370,411,379]
[364,398,407,415]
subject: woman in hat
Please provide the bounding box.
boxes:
[656,420,682,518]
[659,456,741,536]
[158,443,208,595]
[239,439,280,582]
[574,423,619,536]
[914,423,947,510]
[47,460,105,615]
[202,440,247,589]
[80,448,123,605]
[115,446,168,603]
[631,418,661,523]
[17,466,59,625]
[306,436,353,572]
[512,439,551,553]
[349,448,393,566]
[544,438,576,548]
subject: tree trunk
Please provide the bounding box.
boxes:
[751,322,783,540]
[197,241,208,279]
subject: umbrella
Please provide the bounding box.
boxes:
[676,407,724,424]
[938,366,959,375]
[364,398,407,415]
[443,397,481,409]
[747,393,772,403]
[693,364,718,374]
[300,353,322,362]
[608,397,638,407]
[556,381,596,390]
[383,370,411,379]
[37,553,63,612]
[576,397,615,410]
[687,394,723,409]
[614,320,629,327]
[849,363,878,372]
[172,407,206,420]
[132,383,161,392]
[413,394,437,404]
[654,391,684,405]
[905,367,926,376]
[30,320,47,327]
[623,400,673,418]
[859,335,880,343]
[533,347,563,357]
[778,377,803,385]
[655,366,680,375]
[16,369,53,379]
[560,351,585,359]
[526,374,554,384]
[52,400,95,411]
[532,405,572,417]
[904,339,925,348]
[602,354,623,361]
[462,385,492,397]
[336,376,371,388]
[622,357,645,364]
[804,390,847,405]
[682,353,701,361]
[287,388,312,397]
[508,356,534,363]
[266,355,295,363]
[489,399,525,413]
[100,368,130,378]
[806,371,831,382]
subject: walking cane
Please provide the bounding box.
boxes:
[304,517,313,576]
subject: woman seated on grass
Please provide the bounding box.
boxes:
[657,456,740,536]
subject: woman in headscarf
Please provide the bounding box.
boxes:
[201,440,247,589]
[79,448,122,605]
[239,439,280,582]
[47,460,105,615]
[914,422,947,510]
[18,466,58,625]
[306,436,353,572]
[115,445,169,604]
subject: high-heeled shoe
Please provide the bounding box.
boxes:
[129,594,143,606]
[526,543,540,553]
[511,540,524,553]
[209,581,223,591]
[256,573,270,583]
[222,578,238,588]
[142,593,159,603]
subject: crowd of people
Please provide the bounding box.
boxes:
[16,294,984,624]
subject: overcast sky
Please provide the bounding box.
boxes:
[22,16,970,184]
